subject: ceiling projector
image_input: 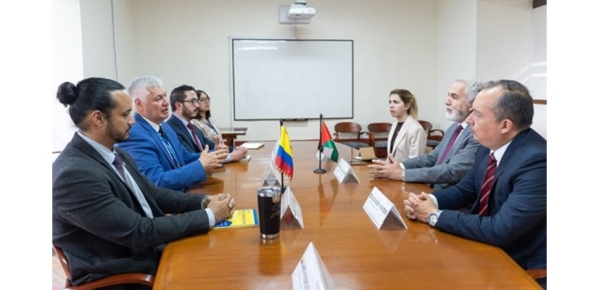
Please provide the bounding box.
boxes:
[278,0,316,24]
[287,3,316,19]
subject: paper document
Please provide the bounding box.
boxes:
[240,142,265,149]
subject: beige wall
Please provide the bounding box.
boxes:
[75,0,546,143]
[126,0,439,141]
[476,0,546,138]
[436,0,478,130]
[53,0,84,151]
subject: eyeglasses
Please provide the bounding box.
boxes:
[199,97,211,103]
[182,99,200,105]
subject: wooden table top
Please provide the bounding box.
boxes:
[154,141,540,289]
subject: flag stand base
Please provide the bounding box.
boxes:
[313,168,327,174]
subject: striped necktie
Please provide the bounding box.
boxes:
[187,123,203,152]
[158,126,181,168]
[478,153,497,216]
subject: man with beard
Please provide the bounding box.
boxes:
[53,77,235,289]
[165,85,247,162]
[116,76,228,192]
[369,79,483,190]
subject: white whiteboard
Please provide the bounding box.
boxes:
[231,39,354,120]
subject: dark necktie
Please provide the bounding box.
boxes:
[436,124,464,165]
[187,123,203,152]
[478,153,497,216]
[158,126,181,168]
[389,122,403,153]
[113,153,127,181]
[113,153,154,218]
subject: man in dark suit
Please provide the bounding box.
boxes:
[403,80,546,288]
[369,79,483,190]
[165,84,247,162]
[116,76,228,191]
[53,77,235,289]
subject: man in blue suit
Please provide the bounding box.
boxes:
[116,76,228,191]
[403,80,546,288]
[165,84,247,162]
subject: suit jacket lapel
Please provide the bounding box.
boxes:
[169,115,198,151]
[442,125,471,162]
[71,133,125,183]
[161,123,186,164]
[390,116,414,155]
[117,148,163,217]
[494,129,530,182]
[193,126,206,149]
[71,133,158,217]
[471,130,531,213]
[135,114,178,169]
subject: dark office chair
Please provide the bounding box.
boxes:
[418,120,445,149]
[53,245,155,290]
[367,122,392,158]
[334,122,370,163]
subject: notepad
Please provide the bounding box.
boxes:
[359,147,377,161]
[214,208,259,229]
[240,142,265,149]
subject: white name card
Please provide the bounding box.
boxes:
[280,186,304,229]
[332,158,359,184]
[292,242,336,290]
[261,163,282,187]
[363,187,407,230]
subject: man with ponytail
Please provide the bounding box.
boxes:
[53,77,235,289]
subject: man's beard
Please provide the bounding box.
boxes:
[183,107,198,120]
[107,120,130,142]
[445,108,467,122]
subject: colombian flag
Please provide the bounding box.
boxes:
[275,125,294,180]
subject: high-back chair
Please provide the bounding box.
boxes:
[418,120,445,149]
[334,122,370,163]
[367,122,392,158]
[53,245,155,290]
[333,122,370,149]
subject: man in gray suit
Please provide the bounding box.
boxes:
[369,79,482,191]
[53,77,235,288]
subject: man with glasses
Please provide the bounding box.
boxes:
[117,76,228,192]
[166,85,215,153]
[166,84,246,163]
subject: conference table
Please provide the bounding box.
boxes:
[154,141,540,289]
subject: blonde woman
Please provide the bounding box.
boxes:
[386,89,426,162]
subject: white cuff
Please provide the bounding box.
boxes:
[428,194,439,208]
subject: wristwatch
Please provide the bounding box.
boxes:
[201,195,210,209]
[427,210,442,227]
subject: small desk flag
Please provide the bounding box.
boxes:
[319,120,339,162]
[275,125,294,180]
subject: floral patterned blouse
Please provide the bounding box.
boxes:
[191,117,222,144]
